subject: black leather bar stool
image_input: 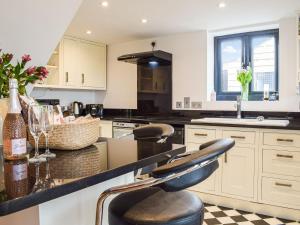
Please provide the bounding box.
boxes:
[95,138,235,225]
[134,123,175,175]
[133,123,174,143]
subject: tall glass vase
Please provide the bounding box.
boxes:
[241,84,249,101]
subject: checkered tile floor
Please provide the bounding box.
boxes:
[203,203,300,225]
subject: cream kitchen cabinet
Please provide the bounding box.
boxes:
[34,36,106,90]
[79,39,106,89]
[221,146,255,199]
[99,120,113,138]
[62,37,106,89]
[185,126,219,194]
[186,124,300,218]
[62,37,82,87]
[185,125,257,200]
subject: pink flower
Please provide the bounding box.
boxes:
[36,66,49,79]
[4,53,13,62]
[26,66,36,75]
[22,54,31,63]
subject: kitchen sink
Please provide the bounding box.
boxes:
[191,117,290,127]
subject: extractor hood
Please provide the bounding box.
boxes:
[117,50,172,65]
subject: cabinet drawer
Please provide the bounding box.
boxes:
[262,177,300,208]
[263,149,300,177]
[187,128,216,144]
[263,132,300,148]
[223,130,255,145]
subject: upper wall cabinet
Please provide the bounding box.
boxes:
[35,36,107,90]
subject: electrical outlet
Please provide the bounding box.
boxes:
[191,101,202,109]
[176,101,182,108]
[184,97,190,108]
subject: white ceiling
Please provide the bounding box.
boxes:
[66,0,300,44]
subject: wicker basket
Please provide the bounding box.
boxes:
[28,119,101,150]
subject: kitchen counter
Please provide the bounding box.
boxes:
[0,138,185,216]
[104,115,300,130]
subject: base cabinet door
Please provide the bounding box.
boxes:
[221,146,255,199]
[187,143,218,193]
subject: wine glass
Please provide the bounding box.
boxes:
[40,105,56,158]
[28,104,46,163]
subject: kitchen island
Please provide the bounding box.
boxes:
[0,138,185,225]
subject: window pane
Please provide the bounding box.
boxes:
[220,38,242,92]
[251,35,276,92]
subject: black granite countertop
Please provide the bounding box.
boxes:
[0,138,185,216]
[102,115,300,130]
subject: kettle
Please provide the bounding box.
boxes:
[72,101,83,117]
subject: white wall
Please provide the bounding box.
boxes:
[0,0,86,107]
[103,31,207,109]
[0,0,82,65]
[104,17,300,112]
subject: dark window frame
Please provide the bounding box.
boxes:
[214,29,279,101]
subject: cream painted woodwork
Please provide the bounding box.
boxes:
[221,146,255,199]
[262,149,300,177]
[185,126,218,193]
[99,120,113,138]
[261,177,300,209]
[79,40,106,89]
[62,37,82,87]
[186,125,300,212]
[34,36,107,90]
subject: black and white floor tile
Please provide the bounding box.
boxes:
[203,203,300,225]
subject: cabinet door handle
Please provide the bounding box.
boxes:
[224,152,228,163]
[276,154,293,159]
[230,135,246,139]
[275,182,292,188]
[194,133,208,137]
[65,72,69,83]
[82,73,85,84]
[277,138,294,143]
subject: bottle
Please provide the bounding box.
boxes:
[263,84,270,101]
[2,79,27,160]
[210,90,216,101]
[4,158,29,199]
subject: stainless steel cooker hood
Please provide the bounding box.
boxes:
[117,50,172,65]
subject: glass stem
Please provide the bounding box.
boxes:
[45,133,49,154]
[34,136,39,158]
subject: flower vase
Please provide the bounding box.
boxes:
[241,84,249,101]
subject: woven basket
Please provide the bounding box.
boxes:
[28,119,100,150]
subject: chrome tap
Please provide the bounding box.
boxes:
[236,95,242,119]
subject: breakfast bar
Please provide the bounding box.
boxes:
[0,138,185,225]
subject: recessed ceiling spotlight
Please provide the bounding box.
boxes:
[86,30,92,35]
[141,19,148,24]
[218,2,226,8]
[101,1,108,7]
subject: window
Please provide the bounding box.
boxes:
[214,29,279,101]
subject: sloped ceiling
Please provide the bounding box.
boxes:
[66,0,300,44]
[0,0,83,65]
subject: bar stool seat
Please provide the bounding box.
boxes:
[109,187,204,225]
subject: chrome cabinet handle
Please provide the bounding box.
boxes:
[194,133,208,137]
[276,154,293,159]
[277,138,293,143]
[65,72,69,83]
[275,182,292,188]
[82,73,85,84]
[230,135,246,139]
